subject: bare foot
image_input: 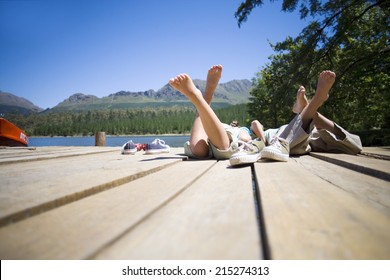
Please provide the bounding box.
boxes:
[204,65,222,103]
[299,71,336,131]
[312,70,336,104]
[292,86,308,113]
[169,73,202,100]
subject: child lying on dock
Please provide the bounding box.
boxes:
[168,65,362,165]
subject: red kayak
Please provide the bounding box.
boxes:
[0,118,29,147]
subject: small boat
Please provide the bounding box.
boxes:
[0,118,29,147]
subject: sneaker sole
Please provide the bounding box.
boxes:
[260,150,288,162]
[229,154,260,166]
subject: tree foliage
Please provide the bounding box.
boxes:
[6,104,250,137]
[237,0,390,140]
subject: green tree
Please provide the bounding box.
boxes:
[237,0,390,135]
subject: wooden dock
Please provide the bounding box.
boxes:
[0,145,389,260]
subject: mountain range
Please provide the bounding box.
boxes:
[0,91,43,115]
[0,79,252,114]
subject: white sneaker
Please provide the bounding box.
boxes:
[260,137,289,162]
[121,140,137,155]
[229,140,263,166]
[144,139,170,154]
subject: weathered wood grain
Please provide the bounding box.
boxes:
[93,160,262,260]
[0,148,185,226]
[254,159,390,259]
[0,159,215,259]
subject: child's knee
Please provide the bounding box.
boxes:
[191,141,211,158]
[251,120,263,130]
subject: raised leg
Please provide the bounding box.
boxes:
[292,86,308,114]
[250,120,266,143]
[292,82,343,139]
[169,66,230,157]
[187,65,223,157]
[313,113,345,139]
[299,71,336,131]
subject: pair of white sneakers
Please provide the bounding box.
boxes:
[229,137,289,166]
[121,138,170,155]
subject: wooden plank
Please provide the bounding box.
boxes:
[310,152,390,181]
[0,160,216,259]
[93,160,262,260]
[254,159,390,259]
[0,146,118,164]
[0,148,185,226]
[293,156,390,215]
[361,146,390,159]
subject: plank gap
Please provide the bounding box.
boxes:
[310,153,390,182]
[359,151,390,161]
[87,160,219,259]
[250,164,271,260]
[0,148,117,166]
[0,159,182,227]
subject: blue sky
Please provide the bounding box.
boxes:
[0,0,307,109]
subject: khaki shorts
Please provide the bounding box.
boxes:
[184,123,242,160]
[309,123,362,154]
[265,114,362,155]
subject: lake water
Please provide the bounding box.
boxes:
[28,135,190,148]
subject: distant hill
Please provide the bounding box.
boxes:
[0,91,43,115]
[0,79,252,115]
[50,79,252,112]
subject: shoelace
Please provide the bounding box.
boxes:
[236,140,257,152]
[151,139,165,145]
[270,137,287,149]
[124,141,136,149]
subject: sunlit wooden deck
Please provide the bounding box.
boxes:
[0,145,389,259]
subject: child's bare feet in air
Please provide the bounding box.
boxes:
[313,70,336,104]
[293,85,309,114]
[204,65,222,103]
[169,74,202,100]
